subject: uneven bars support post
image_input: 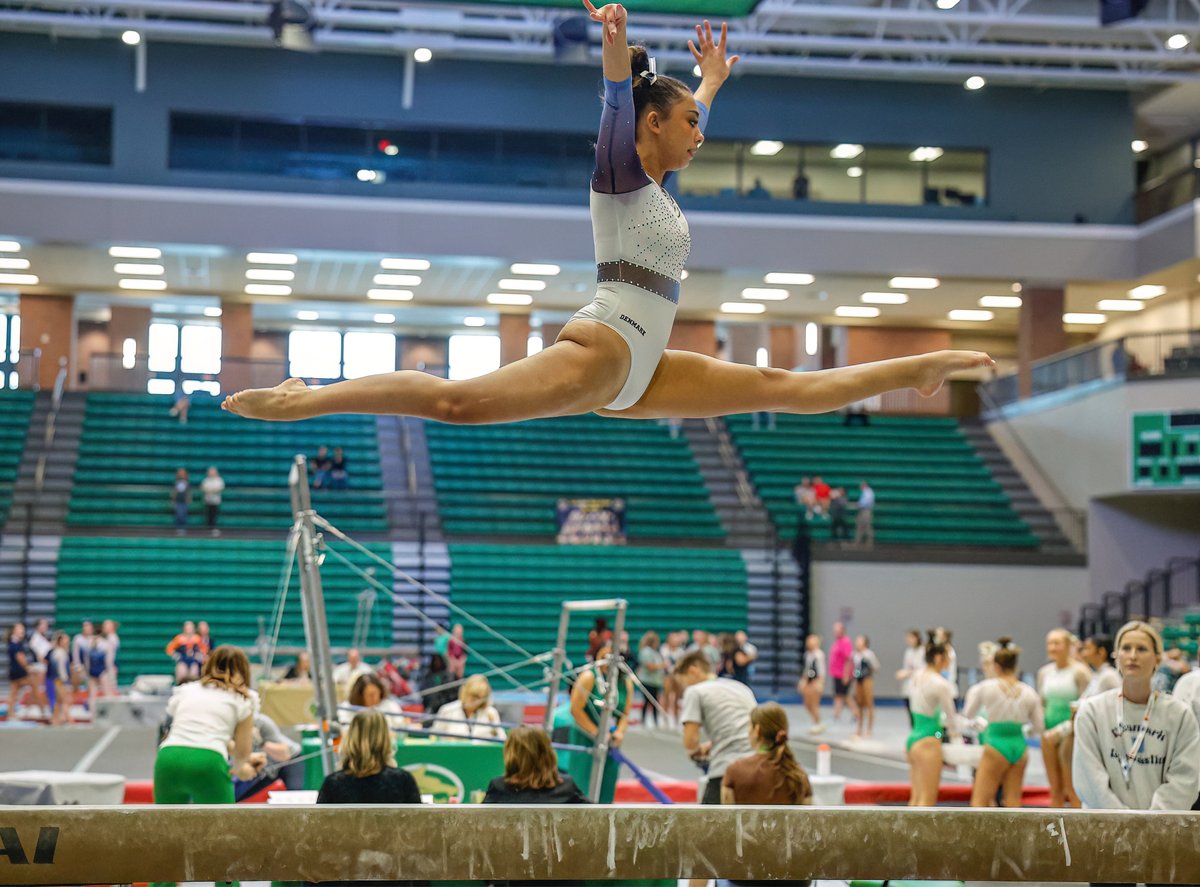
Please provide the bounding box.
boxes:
[588,598,627,802]
[289,455,338,777]
[544,604,573,734]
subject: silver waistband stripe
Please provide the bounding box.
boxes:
[596,260,680,304]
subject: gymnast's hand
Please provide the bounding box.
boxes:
[582,0,627,45]
[689,20,739,84]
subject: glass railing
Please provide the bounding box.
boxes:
[979,328,1200,409]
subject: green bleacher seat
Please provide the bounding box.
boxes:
[726,413,1038,548]
[54,536,394,677]
[67,393,388,531]
[426,415,723,541]
[0,390,34,527]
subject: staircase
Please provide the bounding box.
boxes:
[7,391,85,536]
[0,535,61,681]
[376,416,443,544]
[743,546,804,697]
[959,418,1081,560]
[390,539,451,656]
[682,418,777,547]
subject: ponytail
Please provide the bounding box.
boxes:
[749,702,812,805]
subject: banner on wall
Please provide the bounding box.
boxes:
[555,498,627,545]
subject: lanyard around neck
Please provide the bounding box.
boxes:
[1115,690,1158,784]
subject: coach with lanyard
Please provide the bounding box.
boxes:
[1072,620,1199,812]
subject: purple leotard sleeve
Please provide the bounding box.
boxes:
[592,77,648,195]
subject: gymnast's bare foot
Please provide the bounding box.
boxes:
[913,350,995,398]
[222,377,312,421]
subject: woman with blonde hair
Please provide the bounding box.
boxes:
[1038,627,1092,806]
[317,710,421,804]
[482,726,588,804]
[436,674,505,740]
[722,702,812,805]
[154,645,259,804]
[1073,621,1199,811]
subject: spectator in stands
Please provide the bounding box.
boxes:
[800,633,825,734]
[70,620,94,695]
[1073,621,1200,812]
[420,653,456,716]
[792,169,810,200]
[675,650,757,804]
[746,177,770,199]
[330,446,349,490]
[201,466,225,535]
[333,648,373,691]
[166,620,204,684]
[794,476,818,519]
[828,487,850,542]
[436,674,505,741]
[586,617,612,661]
[282,650,311,682]
[852,635,881,739]
[4,623,32,721]
[895,629,925,727]
[718,632,752,685]
[317,710,421,804]
[828,622,854,723]
[854,480,875,547]
[155,645,258,805]
[233,710,303,797]
[196,621,213,659]
[311,445,333,489]
[172,468,191,532]
[432,622,451,659]
[483,725,588,804]
[168,390,190,425]
[341,673,404,728]
[447,623,468,680]
[48,631,74,726]
[811,476,832,516]
[842,400,871,427]
[636,631,666,727]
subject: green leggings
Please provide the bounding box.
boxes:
[154,745,234,804]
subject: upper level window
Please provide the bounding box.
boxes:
[448,334,500,381]
[0,102,112,165]
[288,329,396,382]
[147,321,222,393]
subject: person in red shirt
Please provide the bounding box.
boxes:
[812,476,832,516]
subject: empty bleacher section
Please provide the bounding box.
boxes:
[728,414,1039,548]
[425,416,723,540]
[0,389,34,528]
[67,393,387,533]
[448,543,748,683]
[55,537,394,677]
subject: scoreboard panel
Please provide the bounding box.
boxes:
[1132,411,1200,488]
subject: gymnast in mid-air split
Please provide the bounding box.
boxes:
[223,1,993,425]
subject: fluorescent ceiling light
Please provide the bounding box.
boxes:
[861,292,908,305]
[979,295,1022,308]
[1097,299,1144,312]
[750,140,784,156]
[113,262,164,275]
[764,272,814,285]
[948,309,993,322]
[487,293,534,306]
[118,278,168,290]
[847,166,863,178]
[122,30,141,45]
[296,310,319,321]
[374,273,422,286]
[374,314,396,324]
[1167,33,1190,50]
[367,289,414,301]
[246,268,295,281]
[246,252,297,265]
[498,278,547,291]
[0,241,20,252]
[414,47,433,63]
[804,322,819,356]
[203,307,223,317]
[356,169,383,183]
[1063,312,1106,324]
[834,306,881,318]
[1128,284,1166,300]
[1131,140,1149,154]
[510,263,560,276]
[1012,282,1023,293]
[0,273,38,285]
[0,258,30,270]
[909,147,944,162]
[741,287,789,301]
[964,76,986,91]
[463,316,487,327]
[721,302,766,314]
[245,284,293,296]
[381,258,431,271]
[109,246,161,259]
[830,143,863,159]
[889,276,939,289]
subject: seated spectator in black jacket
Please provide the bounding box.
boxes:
[482,726,588,804]
[317,711,420,804]
[330,447,349,490]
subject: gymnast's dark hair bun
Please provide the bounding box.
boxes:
[997,636,1013,649]
[629,45,653,86]
[993,637,1021,671]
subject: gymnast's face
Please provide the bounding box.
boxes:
[645,96,704,171]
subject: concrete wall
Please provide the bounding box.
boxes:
[810,560,1089,698]
[1087,494,1200,601]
